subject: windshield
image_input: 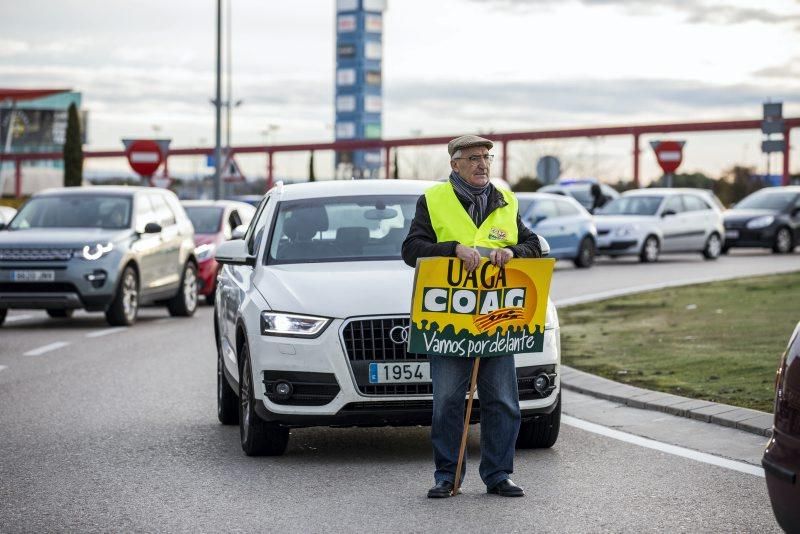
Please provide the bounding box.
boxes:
[185,206,224,234]
[598,195,663,216]
[268,195,417,264]
[735,191,795,211]
[10,195,132,230]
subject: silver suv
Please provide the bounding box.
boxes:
[0,186,198,326]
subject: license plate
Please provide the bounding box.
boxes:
[369,362,430,384]
[12,270,55,282]
[725,230,739,240]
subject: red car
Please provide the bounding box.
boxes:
[763,321,800,533]
[182,200,256,304]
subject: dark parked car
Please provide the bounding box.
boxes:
[539,180,620,212]
[763,322,800,533]
[0,186,198,326]
[723,186,800,254]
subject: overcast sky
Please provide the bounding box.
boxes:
[1,0,799,183]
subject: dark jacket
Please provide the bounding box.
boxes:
[402,185,542,267]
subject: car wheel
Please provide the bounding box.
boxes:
[721,245,730,255]
[218,351,239,425]
[46,309,74,318]
[105,266,139,326]
[0,308,6,327]
[239,344,289,456]
[639,236,660,263]
[167,262,198,317]
[516,393,561,449]
[702,233,722,260]
[573,237,595,268]
[773,227,793,254]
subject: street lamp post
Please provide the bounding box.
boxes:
[213,0,223,200]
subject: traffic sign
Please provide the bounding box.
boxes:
[650,140,685,174]
[762,139,786,153]
[536,156,561,185]
[125,139,163,177]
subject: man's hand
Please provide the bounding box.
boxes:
[489,248,513,268]
[455,244,481,272]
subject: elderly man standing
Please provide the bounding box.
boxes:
[402,135,542,498]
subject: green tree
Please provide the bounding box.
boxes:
[308,151,315,182]
[63,103,83,187]
[512,176,541,192]
[715,165,761,206]
[392,149,399,179]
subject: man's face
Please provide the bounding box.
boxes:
[451,146,491,187]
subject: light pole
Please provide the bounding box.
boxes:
[213,0,223,200]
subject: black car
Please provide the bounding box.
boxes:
[763,322,800,533]
[723,186,800,254]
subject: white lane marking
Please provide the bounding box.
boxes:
[6,314,33,323]
[86,327,126,338]
[563,415,764,478]
[24,341,70,357]
[0,365,7,373]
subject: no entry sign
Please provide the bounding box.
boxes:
[650,140,685,174]
[125,139,164,177]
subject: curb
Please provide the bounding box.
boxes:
[560,365,773,437]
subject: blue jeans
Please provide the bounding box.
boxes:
[429,354,520,489]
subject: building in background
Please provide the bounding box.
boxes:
[334,0,386,179]
[0,90,85,168]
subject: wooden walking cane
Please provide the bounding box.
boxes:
[451,356,481,496]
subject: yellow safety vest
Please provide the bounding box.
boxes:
[425,182,518,249]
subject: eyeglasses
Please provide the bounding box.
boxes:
[454,154,494,165]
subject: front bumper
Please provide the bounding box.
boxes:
[244,314,561,428]
[723,225,778,248]
[0,254,121,311]
[596,233,642,255]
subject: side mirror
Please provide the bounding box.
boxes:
[231,225,247,240]
[215,239,256,267]
[143,222,162,234]
[537,235,551,257]
[661,210,676,218]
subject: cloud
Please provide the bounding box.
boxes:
[753,57,800,79]
[384,77,800,132]
[469,0,800,27]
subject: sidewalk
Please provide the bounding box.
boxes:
[560,365,774,437]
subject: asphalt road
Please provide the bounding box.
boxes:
[0,249,794,533]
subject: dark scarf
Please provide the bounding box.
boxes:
[449,171,490,227]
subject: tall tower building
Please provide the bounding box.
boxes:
[334,0,386,178]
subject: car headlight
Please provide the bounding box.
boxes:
[614,225,637,237]
[195,243,216,261]
[82,242,113,260]
[260,311,331,338]
[746,215,774,229]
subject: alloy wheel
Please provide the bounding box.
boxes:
[776,228,792,253]
[122,270,139,322]
[183,265,198,312]
[240,350,252,444]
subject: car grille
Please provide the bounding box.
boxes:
[0,248,75,261]
[0,282,77,293]
[341,316,432,396]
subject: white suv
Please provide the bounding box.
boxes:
[213,180,561,456]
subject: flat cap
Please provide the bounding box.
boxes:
[447,134,493,157]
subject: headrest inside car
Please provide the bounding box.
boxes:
[283,206,329,242]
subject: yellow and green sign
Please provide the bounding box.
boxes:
[409,257,555,358]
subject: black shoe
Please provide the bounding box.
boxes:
[487,479,525,497]
[427,480,454,498]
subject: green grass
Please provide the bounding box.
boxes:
[559,272,800,412]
